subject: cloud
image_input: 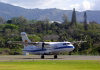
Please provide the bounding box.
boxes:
[0,0,98,11]
[92,0,100,10]
[83,0,91,10]
[82,0,94,10]
[70,4,80,10]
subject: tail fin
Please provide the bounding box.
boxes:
[21,32,31,43]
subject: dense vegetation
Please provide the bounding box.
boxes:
[0,9,100,55]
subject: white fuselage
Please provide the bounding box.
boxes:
[23,42,75,55]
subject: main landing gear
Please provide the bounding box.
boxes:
[41,55,58,59]
[54,55,57,59]
[41,55,44,59]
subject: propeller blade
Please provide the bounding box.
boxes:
[42,42,45,50]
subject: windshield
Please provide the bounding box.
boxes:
[63,43,70,45]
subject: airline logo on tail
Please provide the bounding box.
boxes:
[24,40,28,43]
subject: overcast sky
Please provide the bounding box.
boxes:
[0,0,99,11]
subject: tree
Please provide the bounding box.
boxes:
[84,12,88,30]
[71,8,77,27]
[11,16,28,24]
[43,17,49,24]
[62,14,68,24]
[7,20,12,24]
[0,17,5,24]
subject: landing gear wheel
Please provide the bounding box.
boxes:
[41,55,44,59]
[54,55,57,59]
[69,52,72,55]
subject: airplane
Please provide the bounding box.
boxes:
[8,32,86,59]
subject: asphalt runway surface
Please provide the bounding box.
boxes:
[0,55,100,61]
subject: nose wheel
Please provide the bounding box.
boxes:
[41,55,57,59]
[68,52,72,55]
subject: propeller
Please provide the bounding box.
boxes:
[42,42,45,50]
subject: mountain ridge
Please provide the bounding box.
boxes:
[0,2,100,23]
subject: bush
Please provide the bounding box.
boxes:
[9,49,22,55]
[0,48,10,55]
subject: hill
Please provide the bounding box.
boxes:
[0,2,100,23]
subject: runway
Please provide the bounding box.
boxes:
[0,55,100,61]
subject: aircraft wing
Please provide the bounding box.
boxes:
[71,41,87,44]
[8,41,38,44]
[7,41,50,45]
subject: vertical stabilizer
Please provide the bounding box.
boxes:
[21,32,31,43]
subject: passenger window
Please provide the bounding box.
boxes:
[63,43,67,45]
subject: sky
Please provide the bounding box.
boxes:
[0,0,99,11]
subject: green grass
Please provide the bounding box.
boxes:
[0,60,100,70]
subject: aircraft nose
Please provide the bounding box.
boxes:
[72,46,75,50]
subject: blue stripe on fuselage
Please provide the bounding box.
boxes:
[54,46,74,49]
[23,46,74,52]
[23,49,46,52]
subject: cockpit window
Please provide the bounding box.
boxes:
[63,43,70,45]
[63,43,67,45]
[67,43,70,45]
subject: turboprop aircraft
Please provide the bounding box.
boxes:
[8,32,86,59]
